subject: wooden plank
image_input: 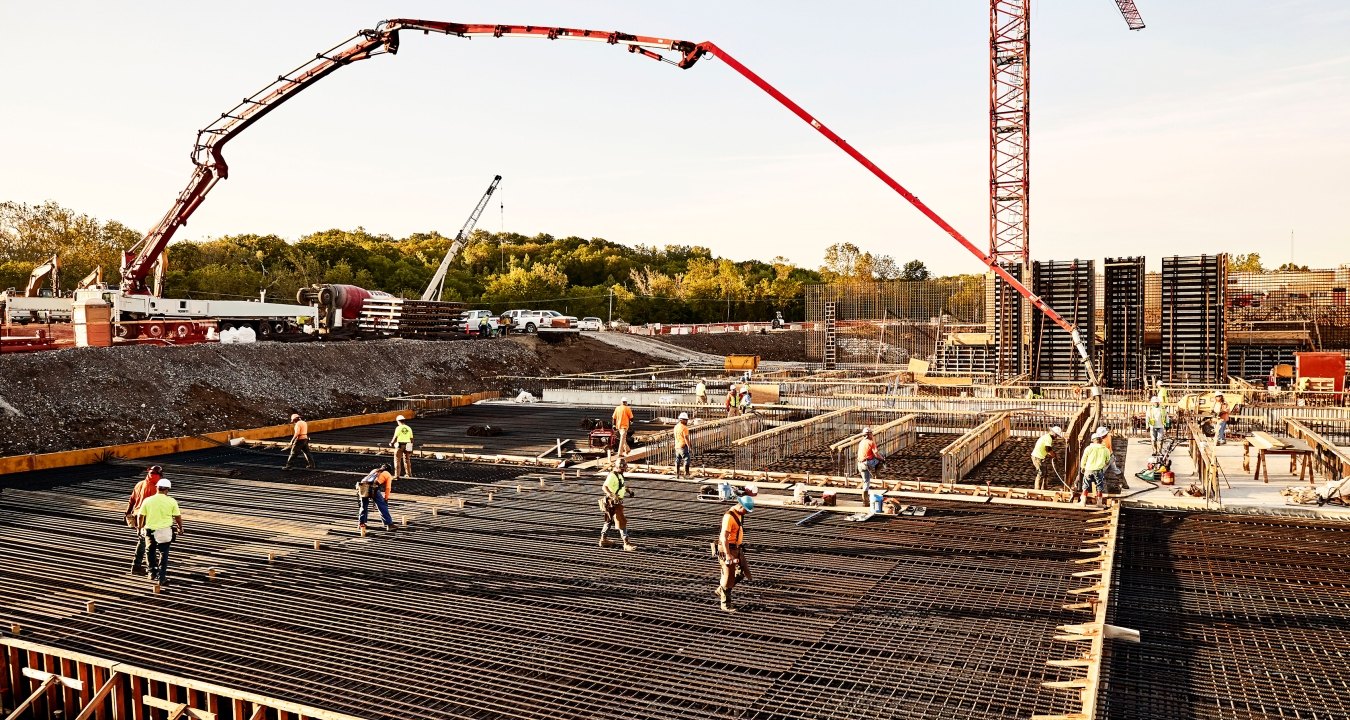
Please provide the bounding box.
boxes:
[72,672,120,720]
[143,695,216,720]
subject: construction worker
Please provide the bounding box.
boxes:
[390,415,414,479]
[1156,379,1170,406]
[135,477,183,585]
[1030,426,1064,491]
[856,428,885,505]
[716,494,754,612]
[123,465,163,576]
[738,386,753,414]
[1079,428,1112,506]
[695,379,708,405]
[725,386,739,417]
[356,464,395,532]
[284,413,314,470]
[612,398,634,455]
[1146,396,1167,454]
[674,412,693,478]
[1213,392,1230,445]
[598,459,637,551]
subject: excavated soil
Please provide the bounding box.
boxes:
[0,335,656,456]
[651,330,807,362]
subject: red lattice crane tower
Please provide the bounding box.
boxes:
[988,0,1144,268]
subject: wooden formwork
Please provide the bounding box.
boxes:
[1285,418,1350,481]
[830,414,918,477]
[940,412,1012,484]
[733,407,858,471]
[1186,418,1223,507]
[641,413,767,467]
[1,637,361,720]
[0,409,414,477]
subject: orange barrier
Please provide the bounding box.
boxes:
[0,408,413,476]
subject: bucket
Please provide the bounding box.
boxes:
[718,482,735,501]
[871,492,885,513]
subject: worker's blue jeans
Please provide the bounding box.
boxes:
[146,531,172,583]
[1150,427,1165,449]
[675,446,692,474]
[1082,470,1105,495]
[1215,419,1228,445]
[858,459,879,503]
[359,490,393,528]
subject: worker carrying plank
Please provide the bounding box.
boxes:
[123,465,162,577]
[390,415,414,479]
[1145,397,1168,454]
[1079,428,1113,506]
[1030,426,1065,491]
[611,398,634,455]
[598,459,637,551]
[356,464,395,532]
[134,477,183,586]
[715,494,755,613]
[284,413,315,470]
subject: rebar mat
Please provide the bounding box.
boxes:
[1101,509,1350,719]
[0,467,1098,719]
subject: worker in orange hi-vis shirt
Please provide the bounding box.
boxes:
[612,398,634,455]
[284,413,314,470]
[674,412,693,478]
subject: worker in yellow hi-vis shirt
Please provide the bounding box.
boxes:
[390,415,414,479]
[135,478,183,586]
[1079,428,1113,507]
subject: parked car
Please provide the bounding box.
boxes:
[458,309,498,335]
[500,309,577,333]
[578,316,604,331]
[540,310,579,329]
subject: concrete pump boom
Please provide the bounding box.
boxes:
[125,17,1100,392]
[421,175,502,302]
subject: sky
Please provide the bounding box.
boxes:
[2,1,1348,276]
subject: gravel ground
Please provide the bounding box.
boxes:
[0,335,656,456]
[651,330,807,362]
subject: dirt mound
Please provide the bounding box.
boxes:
[0,335,655,456]
[651,330,807,362]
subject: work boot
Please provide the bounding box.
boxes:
[384,525,395,532]
[716,587,734,612]
[623,540,637,552]
[598,536,613,548]
[130,565,148,577]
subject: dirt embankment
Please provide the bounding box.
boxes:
[0,335,655,456]
[651,330,807,362]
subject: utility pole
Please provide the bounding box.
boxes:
[608,289,614,326]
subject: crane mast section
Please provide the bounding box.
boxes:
[422,175,502,302]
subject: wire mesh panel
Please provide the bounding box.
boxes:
[991,264,1027,380]
[806,278,986,365]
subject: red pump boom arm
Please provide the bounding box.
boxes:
[124,18,1096,384]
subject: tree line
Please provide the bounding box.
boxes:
[1,201,936,324]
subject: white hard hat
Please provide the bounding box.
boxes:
[396,415,406,422]
[1050,425,1064,436]
[678,412,689,420]
[1092,428,1109,440]
[863,427,873,435]
[1150,396,1161,404]
[156,478,171,488]
[290,413,300,421]
[621,397,629,404]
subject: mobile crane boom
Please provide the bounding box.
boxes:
[126,18,1099,390]
[421,175,502,302]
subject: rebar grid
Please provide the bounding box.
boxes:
[831,414,919,477]
[0,464,1100,720]
[1101,510,1350,720]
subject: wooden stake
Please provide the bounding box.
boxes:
[208,568,218,579]
[431,507,439,516]
[10,623,20,635]
[86,600,96,613]
[267,551,275,563]
[401,515,408,527]
[313,540,321,550]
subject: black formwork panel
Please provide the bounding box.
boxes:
[992,263,1026,380]
[1031,259,1095,383]
[1103,257,1145,389]
[1161,254,1227,383]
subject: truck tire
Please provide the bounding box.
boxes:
[526,323,537,334]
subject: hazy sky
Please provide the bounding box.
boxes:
[3,1,1347,276]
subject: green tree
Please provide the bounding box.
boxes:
[1228,253,1264,273]
[901,259,931,281]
